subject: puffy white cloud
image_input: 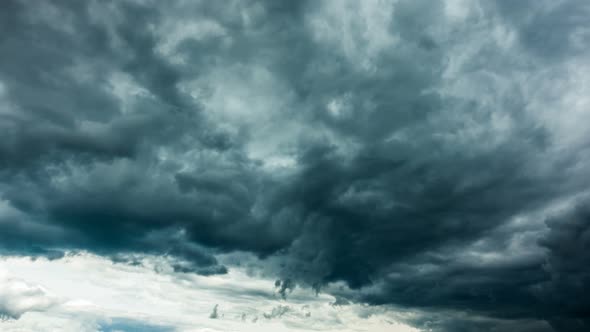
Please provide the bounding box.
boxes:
[0,270,58,320]
[1,253,418,332]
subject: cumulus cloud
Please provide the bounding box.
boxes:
[0,272,58,320]
[1,0,589,331]
[1,254,419,332]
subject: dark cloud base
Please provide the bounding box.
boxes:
[1,0,589,331]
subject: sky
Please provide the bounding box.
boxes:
[0,0,589,331]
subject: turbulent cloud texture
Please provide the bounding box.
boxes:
[1,0,590,331]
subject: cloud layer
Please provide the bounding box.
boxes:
[1,0,589,331]
[0,254,419,332]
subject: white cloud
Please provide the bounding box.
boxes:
[0,254,420,332]
[0,270,59,320]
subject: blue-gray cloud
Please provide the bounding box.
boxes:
[1,0,589,331]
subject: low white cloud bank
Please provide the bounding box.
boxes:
[0,270,58,320]
[0,253,419,332]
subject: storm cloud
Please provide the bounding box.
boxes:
[1,0,589,331]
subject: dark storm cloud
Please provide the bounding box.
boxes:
[492,0,590,60]
[1,0,590,331]
[535,200,590,331]
[340,197,590,332]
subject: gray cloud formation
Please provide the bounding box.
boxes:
[1,0,589,331]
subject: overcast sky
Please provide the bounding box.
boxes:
[1,0,589,331]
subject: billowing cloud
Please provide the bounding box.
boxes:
[1,253,419,332]
[0,272,58,320]
[1,0,589,331]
